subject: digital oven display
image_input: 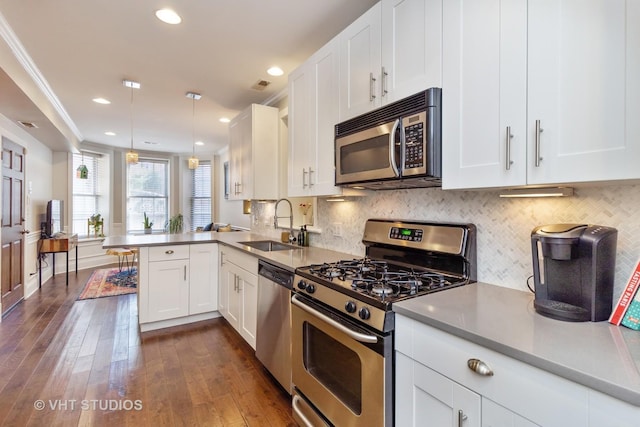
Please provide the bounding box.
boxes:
[389,227,423,242]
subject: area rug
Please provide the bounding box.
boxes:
[77,267,137,300]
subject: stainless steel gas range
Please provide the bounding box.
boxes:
[291,219,477,427]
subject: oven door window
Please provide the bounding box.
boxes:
[303,322,362,414]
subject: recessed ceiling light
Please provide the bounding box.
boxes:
[104,131,116,136]
[267,66,284,76]
[155,9,182,25]
[93,97,111,104]
[195,141,205,146]
[219,117,230,123]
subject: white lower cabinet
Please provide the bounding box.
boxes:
[189,243,219,315]
[146,258,190,322]
[396,351,481,427]
[137,243,220,331]
[395,314,588,427]
[218,246,258,349]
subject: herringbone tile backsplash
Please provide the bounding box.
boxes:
[252,183,640,299]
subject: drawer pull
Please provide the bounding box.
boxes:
[165,250,174,255]
[467,358,494,376]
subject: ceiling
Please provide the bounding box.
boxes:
[0,0,378,154]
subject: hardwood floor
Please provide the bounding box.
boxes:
[0,267,296,426]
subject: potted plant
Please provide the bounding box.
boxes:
[87,213,104,237]
[143,212,153,234]
[166,213,184,234]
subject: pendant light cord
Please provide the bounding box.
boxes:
[130,86,134,151]
[192,96,196,156]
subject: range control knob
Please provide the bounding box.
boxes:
[358,307,371,320]
[297,280,307,291]
[345,301,357,313]
[306,284,316,294]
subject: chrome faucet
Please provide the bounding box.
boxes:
[274,198,295,244]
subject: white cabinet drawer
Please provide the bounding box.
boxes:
[396,314,589,427]
[148,245,190,262]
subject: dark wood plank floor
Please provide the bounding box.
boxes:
[0,266,296,427]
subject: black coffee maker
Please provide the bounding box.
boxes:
[531,224,617,322]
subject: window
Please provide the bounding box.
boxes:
[190,161,212,230]
[72,152,109,237]
[127,158,169,233]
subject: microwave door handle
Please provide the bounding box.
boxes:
[389,118,401,177]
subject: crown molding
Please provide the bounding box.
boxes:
[0,11,83,143]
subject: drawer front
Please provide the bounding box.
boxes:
[396,315,589,427]
[148,245,190,262]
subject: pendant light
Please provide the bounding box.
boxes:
[76,151,88,179]
[186,91,201,169]
[123,79,141,164]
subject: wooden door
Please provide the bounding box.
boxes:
[1,137,25,315]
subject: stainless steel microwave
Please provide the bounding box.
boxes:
[335,88,441,190]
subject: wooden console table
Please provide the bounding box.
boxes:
[38,234,78,287]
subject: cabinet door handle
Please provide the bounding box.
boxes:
[467,358,494,376]
[165,250,174,255]
[535,120,543,167]
[369,72,377,101]
[184,265,187,281]
[505,126,514,171]
[381,66,388,97]
[302,168,308,188]
[308,167,315,187]
[458,409,468,427]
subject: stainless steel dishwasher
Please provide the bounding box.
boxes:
[256,259,293,394]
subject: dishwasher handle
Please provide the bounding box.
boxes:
[258,260,294,290]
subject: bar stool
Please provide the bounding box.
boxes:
[106,248,138,275]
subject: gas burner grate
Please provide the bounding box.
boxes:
[301,257,469,303]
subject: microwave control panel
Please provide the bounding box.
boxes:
[402,111,427,171]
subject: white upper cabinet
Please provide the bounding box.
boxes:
[339,0,442,121]
[339,3,382,120]
[527,0,640,185]
[380,0,442,104]
[288,63,311,197]
[228,104,279,200]
[288,36,342,197]
[443,0,640,189]
[442,0,527,189]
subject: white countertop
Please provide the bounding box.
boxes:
[393,282,640,407]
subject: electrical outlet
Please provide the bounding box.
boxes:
[332,222,343,237]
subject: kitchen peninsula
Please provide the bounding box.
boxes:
[102,231,354,332]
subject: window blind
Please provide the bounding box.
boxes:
[190,161,212,230]
[72,152,108,236]
[126,158,169,232]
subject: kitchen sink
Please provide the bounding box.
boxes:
[239,240,301,252]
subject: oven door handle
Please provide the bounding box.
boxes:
[292,294,379,344]
[292,395,315,427]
